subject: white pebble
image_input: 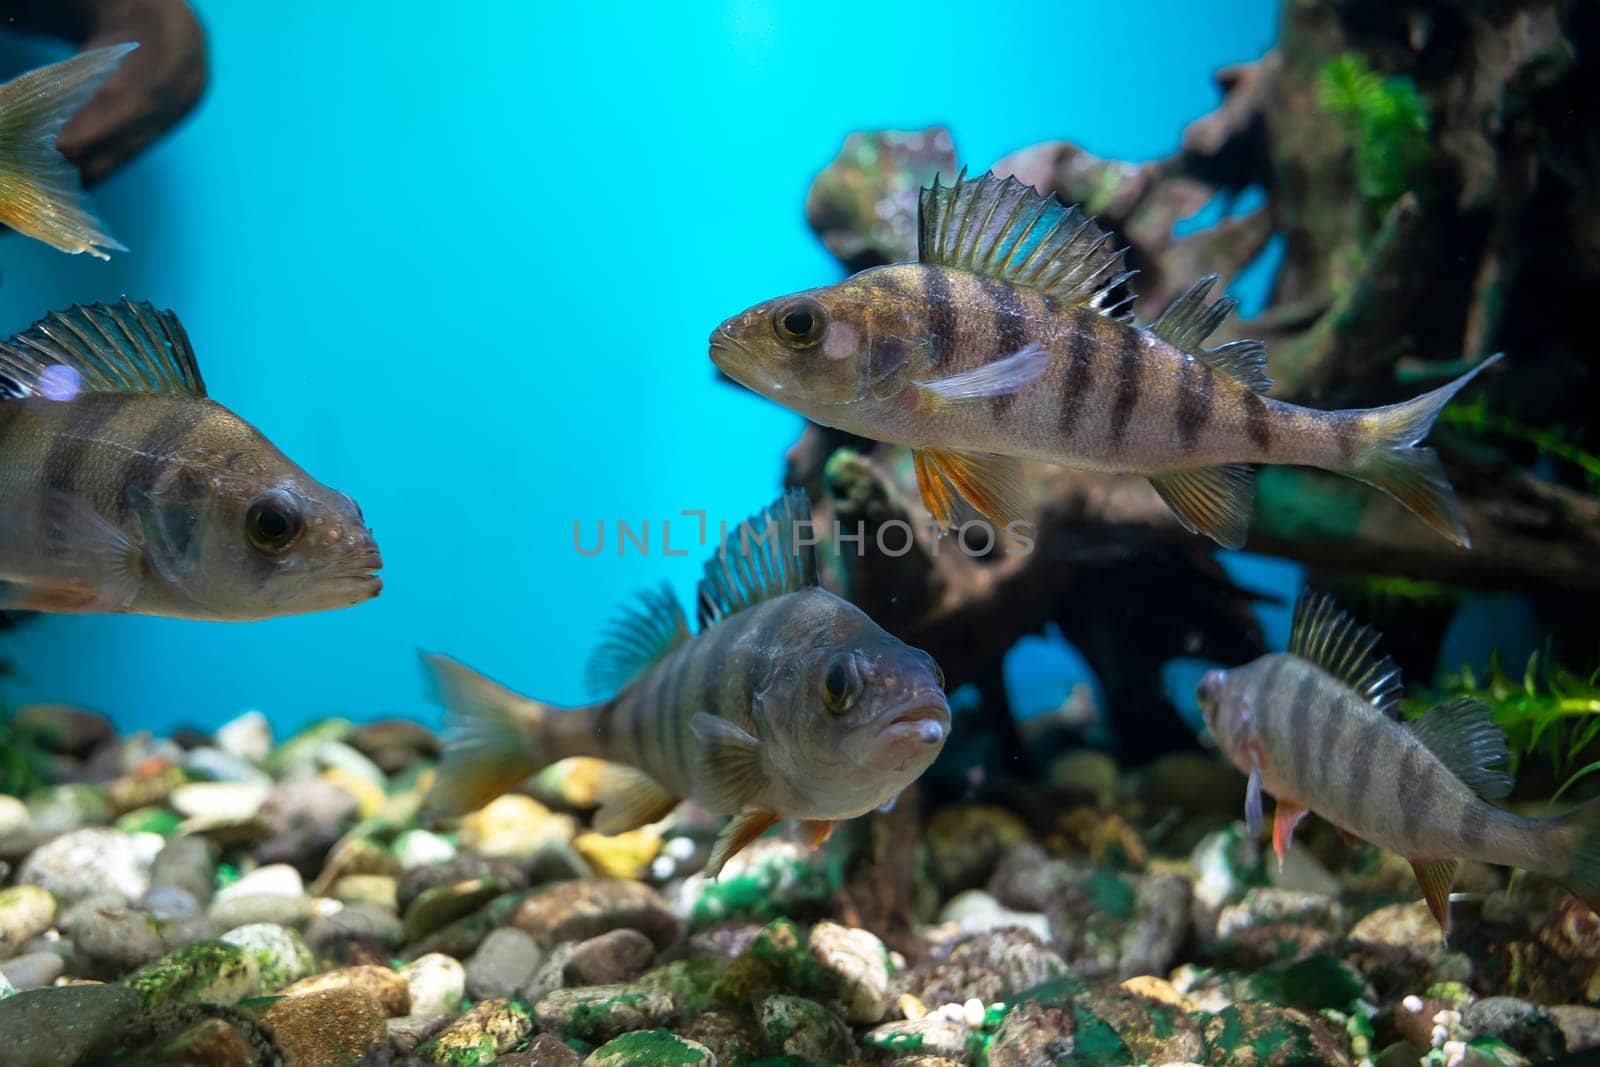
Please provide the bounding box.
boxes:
[1443,1039,1467,1067]
[650,856,675,880]
[963,998,986,1028]
[665,836,695,860]
[214,710,273,764]
[1431,1024,1449,1047]
[214,863,304,902]
[1402,994,1424,1013]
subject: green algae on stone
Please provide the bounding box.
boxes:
[986,997,1133,1066]
[418,997,534,1066]
[688,844,837,931]
[535,983,678,1043]
[116,805,183,836]
[218,922,315,992]
[756,993,854,1063]
[1200,1001,1353,1066]
[123,940,261,1008]
[1244,954,1369,1014]
[401,876,511,944]
[712,919,849,1014]
[635,957,729,1020]
[585,1028,713,1066]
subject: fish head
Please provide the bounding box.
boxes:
[1197,666,1254,771]
[132,428,383,620]
[762,622,949,812]
[711,267,931,427]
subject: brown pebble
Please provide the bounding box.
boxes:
[562,928,657,986]
[497,1032,583,1066]
[262,987,387,1067]
[279,964,411,1017]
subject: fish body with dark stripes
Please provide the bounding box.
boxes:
[711,171,1501,550]
[424,490,950,876]
[0,301,382,619]
[0,45,138,258]
[1199,591,1600,934]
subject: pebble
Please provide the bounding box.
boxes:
[387,1012,455,1054]
[1551,1005,1600,1053]
[281,963,411,1016]
[758,993,856,1063]
[147,834,217,911]
[207,891,317,930]
[936,888,1052,941]
[394,828,457,869]
[534,984,679,1043]
[401,875,510,943]
[864,1015,970,1060]
[329,873,398,911]
[60,894,171,974]
[461,794,577,859]
[181,746,273,785]
[0,950,61,990]
[514,878,681,950]
[305,901,404,962]
[0,795,30,840]
[170,780,270,821]
[809,920,890,1023]
[404,952,467,1015]
[123,939,261,1007]
[1216,887,1344,939]
[465,926,545,1000]
[214,862,304,902]
[1462,996,1566,1061]
[0,885,57,957]
[562,927,657,987]
[219,921,316,990]
[16,827,148,905]
[263,986,387,1066]
[214,710,274,764]
[583,1029,715,1066]
[0,983,139,1065]
[419,998,534,1064]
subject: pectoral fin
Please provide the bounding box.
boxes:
[707,808,779,877]
[799,819,836,849]
[1244,744,1265,839]
[1411,858,1459,935]
[913,448,1029,529]
[913,343,1048,405]
[1272,801,1309,870]
[0,489,142,612]
[691,712,768,813]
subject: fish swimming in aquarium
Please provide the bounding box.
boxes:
[1198,591,1600,933]
[425,489,951,875]
[0,44,137,259]
[0,300,382,619]
[711,170,1501,549]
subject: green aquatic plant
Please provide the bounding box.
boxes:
[0,703,51,797]
[1408,649,1600,799]
[1439,392,1600,494]
[1317,54,1431,219]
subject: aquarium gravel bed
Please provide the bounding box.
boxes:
[0,706,1595,1066]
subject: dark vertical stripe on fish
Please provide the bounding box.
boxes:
[1243,392,1272,452]
[1058,320,1093,440]
[1396,744,1426,846]
[1109,329,1141,446]
[1346,713,1379,828]
[37,398,123,557]
[1286,671,1320,782]
[1457,799,1489,852]
[980,278,1029,417]
[111,405,206,522]
[592,694,617,748]
[1309,686,1342,795]
[922,267,957,372]
[1176,358,1214,453]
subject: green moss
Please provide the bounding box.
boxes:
[1440,390,1600,494]
[1070,1004,1133,1065]
[636,958,727,1019]
[1244,955,1366,1013]
[1317,54,1432,222]
[123,941,259,1008]
[582,1029,710,1067]
[0,707,50,798]
[1082,869,1136,920]
[689,852,836,930]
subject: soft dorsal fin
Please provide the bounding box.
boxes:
[696,489,818,628]
[0,300,204,400]
[584,582,690,696]
[1407,697,1513,800]
[1150,275,1272,394]
[1289,592,1402,717]
[918,170,1137,319]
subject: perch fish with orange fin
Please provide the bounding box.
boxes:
[711,170,1500,549]
[1198,591,1600,934]
[0,44,137,258]
[424,490,950,876]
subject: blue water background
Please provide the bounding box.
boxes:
[0,2,1290,736]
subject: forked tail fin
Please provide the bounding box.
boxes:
[422,653,554,815]
[1555,795,1600,916]
[0,44,136,258]
[1348,354,1503,548]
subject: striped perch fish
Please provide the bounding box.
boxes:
[425,490,951,876]
[0,300,382,619]
[711,170,1501,549]
[1198,591,1600,933]
[0,45,138,258]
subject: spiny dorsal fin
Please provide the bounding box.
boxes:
[696,489,818,628]
[584,583,690,696]
[1150,275,1272,393]
[1407,697,1513,800]
[1289,592,1402,717]
[917,170,1136,320]
[0,300,203,400]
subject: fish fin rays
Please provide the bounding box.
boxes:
[1148,464,1255,549]
[1407,697,1513,800]
[0,489,142,611]
[914,343,1049,405]
[696,490,817,628]
[585,583,690,698]
[0,300,204,400]
[1289,591,1403,717]
[913,448,1030,530]
[1554,797,1600,916]
[1244,746,1265,839]
[918,170,1136,318]
[799,819,836,850]
[422,653,552,816]
[1150,275,1273,394]
[0,45,135,258]
[1411,858,1459,934]
[593,765,680,834]
[1347,354,1503,548]
[690,712,768,814]
[707,808,779,878]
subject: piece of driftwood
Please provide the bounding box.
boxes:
[0,0,206,184]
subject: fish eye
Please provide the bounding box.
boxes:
[1196,670,1223,714]
[822,653,861,714]
[245,489,304,556]
[772,297,827,350]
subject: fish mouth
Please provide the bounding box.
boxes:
[710,328,784,396]
[880,695,951,745]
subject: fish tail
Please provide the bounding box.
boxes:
[0,44,137,258]
[422,652,555,815]
[1345,354,1503,548]
[1554,796,1600,915]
